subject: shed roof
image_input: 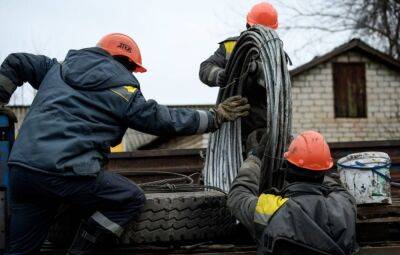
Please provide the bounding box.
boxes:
[290,38,400,77]
[133,104,214,150]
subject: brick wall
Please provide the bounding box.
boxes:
[291,51,400,142]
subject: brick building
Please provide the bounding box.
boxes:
[8,39,400,150]
[291,39,400,142]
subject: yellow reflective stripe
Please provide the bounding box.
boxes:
[110,86,137,102]
[224,41,236,55]
[124,85,137,93]
[254,194,288,226]
[255,194,288,215]
[111,142,124,152]
[110,88,129,102]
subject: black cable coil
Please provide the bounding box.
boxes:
[204,25,292,193]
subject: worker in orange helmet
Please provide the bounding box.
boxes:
[199,2,278,87]
[228,130,359,254]
[0,33,250,254]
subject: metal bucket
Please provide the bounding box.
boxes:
[337,152,392,205]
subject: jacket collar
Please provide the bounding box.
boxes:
[280,182,346,198]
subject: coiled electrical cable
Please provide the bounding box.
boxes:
[123,171,227,194]
[204,26,292,193]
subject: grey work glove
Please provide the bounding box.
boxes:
[210,95,250,130]
[248,60,259,74]
[245,128,265,155]
[248,60,265,88]
[247,130,268,160]
[216,69,228,87]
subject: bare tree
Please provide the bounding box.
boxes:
[278,0,400,60]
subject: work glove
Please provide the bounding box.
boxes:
[247,60,265,88]
[216,69,228,87]
[248,60,260,74]
[247,129,268,159]
[246,128,265,154]
[210,95,250,130]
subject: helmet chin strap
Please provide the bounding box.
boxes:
[113,56,136,72]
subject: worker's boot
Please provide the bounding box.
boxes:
[67,222,103,255]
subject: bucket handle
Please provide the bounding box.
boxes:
[337,161,392,182]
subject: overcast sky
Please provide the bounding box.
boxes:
[0,0,349,105]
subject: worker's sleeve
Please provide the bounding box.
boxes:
[0,53,57,103]
[199,44,227,87]
[124,90,216,136]
[227,155,261,238]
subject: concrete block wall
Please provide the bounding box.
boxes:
[291,51,400,142]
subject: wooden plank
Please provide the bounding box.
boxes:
[359,245,400,255]
[357,188,400,219]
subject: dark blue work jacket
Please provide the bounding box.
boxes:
[0,48,213,176]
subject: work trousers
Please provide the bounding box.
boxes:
[5,166,146,255]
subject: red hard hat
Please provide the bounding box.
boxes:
[97,33,147,73]
[247,2,278,30]
[284,131,333,171]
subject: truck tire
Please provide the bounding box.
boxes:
[121,190,235,244]
[48,190,235,246]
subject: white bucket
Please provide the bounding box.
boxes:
[337,152,391,205]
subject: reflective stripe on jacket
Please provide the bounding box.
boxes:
[253,193,288,233]
[227,156,358,255]
[257,182,358,255]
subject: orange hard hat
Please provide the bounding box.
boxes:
[247,2,278,29]
[97,33,147,73]
[284,130,333,171]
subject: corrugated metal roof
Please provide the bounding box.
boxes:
[151,133,210,150]
[133,105,214,150]
[124,129,158,150]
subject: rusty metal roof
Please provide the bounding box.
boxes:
[290,38,400,77]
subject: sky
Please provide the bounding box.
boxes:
[0,0,349,105]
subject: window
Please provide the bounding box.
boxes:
[333,63,367,118]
